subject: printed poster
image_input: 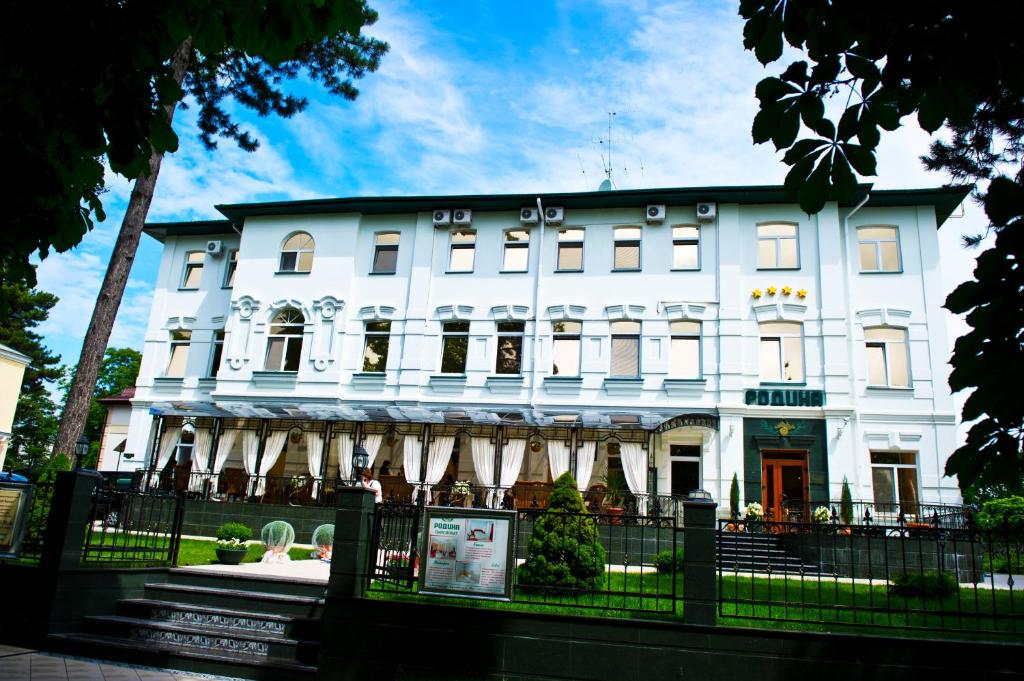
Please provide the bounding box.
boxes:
[0,483,31,558]
[420,509,515,600]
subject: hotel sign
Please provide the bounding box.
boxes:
[745,388,824,407]
[419,507,516,601]
[0,482,33,559]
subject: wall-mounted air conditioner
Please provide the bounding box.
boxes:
[206,240,224,256]
[433,209,451,228]
[544,206,564,225]
[696,202,717,222]
[645,204,666,224]
[520,207,539,225]
[453,208,473,225]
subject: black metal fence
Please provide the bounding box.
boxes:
[368,501,421,592]
[2,481,56,564]
[717,518,1023,635]
[771,499,974,529]
[81,488,185,566]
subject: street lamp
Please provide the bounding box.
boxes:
[73,435,90,470]
[351,444,368,485]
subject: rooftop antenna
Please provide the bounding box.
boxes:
[577,153,590,190]
[596,111,617,189]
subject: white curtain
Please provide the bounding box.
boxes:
[209,428,238,491]
[364,433,384,469]
[242,430,261,478]
[470,436,496,508]
[336,435,354,481]
[423,435,455,504]
[305,431,324,498]
[402,435,421,498]
[575,441,597,491]
[255,430,289,496]
[189,428,213,493]
[149,426,181,489]
[498,438,526,508]
[546,441,570,482]
[620,441,648,515]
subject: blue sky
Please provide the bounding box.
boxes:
[35,0,985,368]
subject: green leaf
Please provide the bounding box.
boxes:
[782,138,828,165]
[752,105,782,145]
[917,86,946,132]
[754,11,784,64]
[781,61,809,87]
[799,156,832,214]
[841,142,877,176]
[800,96,825,128]
[845,54,880,81]
[755,77,799,104]
[837,105,861,141]
[814,117,836,139]
[983,177,1024,226]
[783,153,818,199]
[830,153,857,202]
[857,119,880,149]
[772,107,800,150]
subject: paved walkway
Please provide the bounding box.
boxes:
[0,646,242,681]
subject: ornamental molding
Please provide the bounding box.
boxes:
[165,316,196,330]
[358,305,397,320]
[490,304,530,320]
[435,304,474,320]
[312,296,345,320]
[855,307,913,328]
[604,304,645,320]
[546,304,587,320]
[660,302,708,321]
[752,302,807,322]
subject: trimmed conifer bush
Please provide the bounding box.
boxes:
[517,472,607,590]
[840,477,854,525]
[730,473,740,519]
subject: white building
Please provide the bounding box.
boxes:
[118,183,968,519]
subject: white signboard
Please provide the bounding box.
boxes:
[419,508,516,600]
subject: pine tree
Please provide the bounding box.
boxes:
[730,473,740,519]
[517,472,606,590]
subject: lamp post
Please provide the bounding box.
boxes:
[351,444,368,486]
[73,435,90,470]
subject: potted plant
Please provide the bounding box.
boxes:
[215,522,252,564]
[743,502,764,532]
[451,480,473,507]
[600,470,629,523]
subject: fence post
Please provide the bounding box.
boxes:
[40,471,97,572]
[326,486,376,600]
[682,498,718,627]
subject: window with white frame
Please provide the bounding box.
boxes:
[372,232,400,274]
[556,228,584,271]
[174,428,195,468]
[502,229,530,272]
[610,320,641,377]
[495,321,525,374]
[865,327,910,387]
[551,321,581,376]
[870,451,919,512]
[265,308,305,371]
[279,232,315,273]
[669,320,701,378]
[858,226,901,272]
[362,321,391,372]
[181,251,204,289]
[613,227,642,270]
[759,321,804,382]
[757,223,799,269]
[672,225,700,270]
[166,331,191,377]
[447,231,476,272]
[208,330,225,378]
[223,249,238,287]
[440,321,469,373]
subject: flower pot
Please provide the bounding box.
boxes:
[607,507,625,524]
[216,547,248,565]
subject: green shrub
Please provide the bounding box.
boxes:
[729,473,740,519]
[976,496,1024,532]
[840,477,853,525]
[517,472,606,590]
[889,571,959,599]
[216,522,253,543]
[653,548,685,573]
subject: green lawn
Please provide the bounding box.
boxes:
[176,538,316,566]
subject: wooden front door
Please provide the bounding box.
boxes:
[761,451,809,522]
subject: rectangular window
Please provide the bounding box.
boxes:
[551,321,581,376]
[502,230,530,272]
[870,451,919,513]
[669,320,701,378]
[208,330,225,378]
[759,322,804,382]
[609,320,641,377]
[222,250,238,288]
[556,228,584,271]
[672,226,700,270]
[440,321,469,373]
[858,226,901,272]
[613,227,641,270]
[372,233,400,274]
[865,327,910,387]
[362,321,391,372]
[757,223,799,269]
[448,231,476,272]
[495,321,525,374]
[181,251,204,289]
[166,330,191,377]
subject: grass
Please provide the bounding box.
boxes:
[176,538,316,566]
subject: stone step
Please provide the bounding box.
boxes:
[48,632,316,681]
[166,567,328,599]
[144,582,325,618]
[116,598,319,640]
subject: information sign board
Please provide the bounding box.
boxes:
[418,507,516,601]
[0,482,33,559]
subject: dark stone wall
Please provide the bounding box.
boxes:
[182,500,336,541]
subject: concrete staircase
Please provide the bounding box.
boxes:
[716,532,820,575]
[49,568,323,680]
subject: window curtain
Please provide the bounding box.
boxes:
[470,436,496,507]
[364,433,384,470]
[149,426,181,489]
[575,441,597,491]
[305,431,324,498]
[546,441,570,482]
[209,429,238,491]
[188,428,213,493]
[620,441,648,515]
[336,435,354,481]
[241,430,261,485]
[255,430,289,496]
[423,435,455,504]
[498,438,526,507]
[402,435,421,499]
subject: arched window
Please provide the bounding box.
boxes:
[280,232,315,273]
[265,308,305,371]
[759,322,804,382]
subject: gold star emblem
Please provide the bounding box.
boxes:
[797,288,808,299]
[782,286,793,295]
[751,288,762,299]
[775,420,796,437]
[766,286,778,296]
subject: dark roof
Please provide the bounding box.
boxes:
[142,184,971,241]
[99,387,135,405]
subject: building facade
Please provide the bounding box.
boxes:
[119,184,967,518]
[0,343,31,472]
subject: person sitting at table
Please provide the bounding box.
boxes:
[359,467,383,504]
[379,460,392,476]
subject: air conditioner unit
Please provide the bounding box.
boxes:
[520,207,539,225]
[696,202,717,222]
[433,209,451,228]
[205,240,224,256]
[645,204,666,224]
[544,206,564,225]
[453,208,473,225]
